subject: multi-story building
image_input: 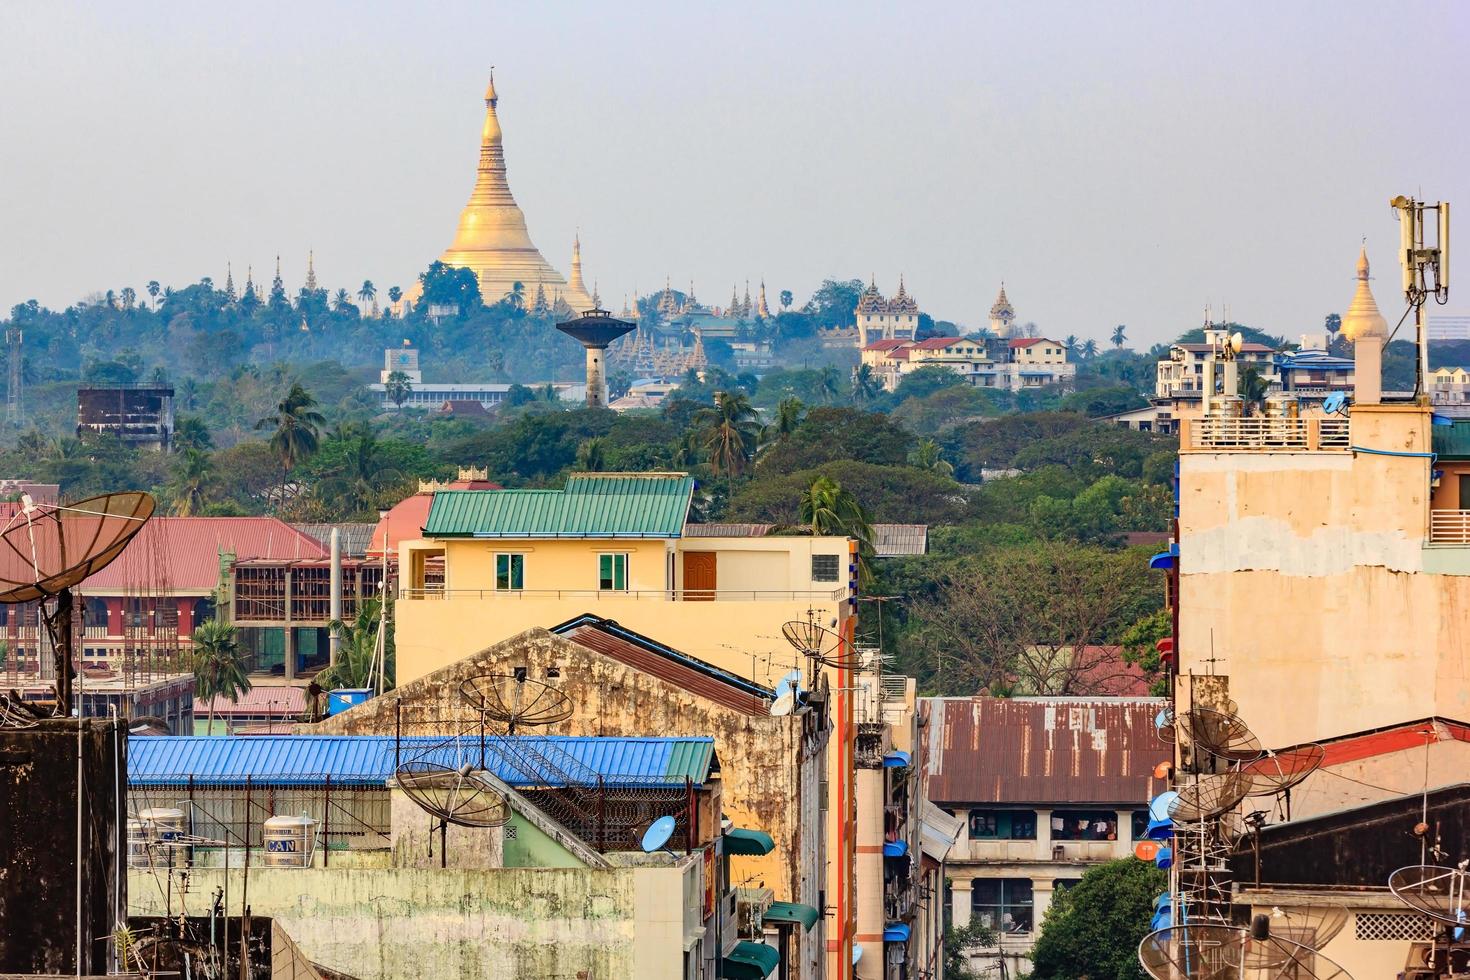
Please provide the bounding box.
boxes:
[1428,365,1470,405]
[77,382,175,451]
[923,696,1163,977]
[860,336,1075,393]
[854,278,921,348]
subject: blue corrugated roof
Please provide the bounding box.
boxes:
[128,735,715,788]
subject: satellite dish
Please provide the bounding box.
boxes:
[459,674,573,734]
[640,815,677,853]
[395,760,510,828]
[1389,865,1470,926]
[1231,332,1244,354]
[1139,925,1354,980]
[1322,391,1348,415]
[1154,707,1176,744]
[1134,840,1160,862]
[770,691,796,717]
[773,669,802,700]
[1154,846,1173,870]
[1239,744,1325,797]
[781,618,861,669]
[1168,771,1252,822]
[1148,791,1179,823]
[1181,708,1264,763]
[0,491,155,714]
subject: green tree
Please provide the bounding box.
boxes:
[1238,364,1269,411]
[799,475,875,584]
[1030,859,1166,980]
[416,261,483,314]
[318,598,394,691]
[255,382,325,481]
[697,390,760,495]
[909,437,954,477]
[816,365,843,404]
[1059,386,1147,418]
[779,289,793,311]
[357,280,376,307]
[1324,312,1342,338]
[384,370,413,413]
[168,449,213,516]
[146,280,161,309]
[761,396,805,446]
[575,437,607,472]
[1111,324,1128,349]
[943,920,997,980]
[191,619,250,735]
[850,363,882,404]
[503,280,525,311]
[1081,338,1099,358]
[316,429,406,518]
[387,285,402,308]
[172,414,214,452]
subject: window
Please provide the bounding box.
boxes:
[495,554,524,591]
[1130,810,1150,840]
[811,554,841,582]
[598,553,628,591]
[1050,810,1118,841]
[968,809,1037,840]
[1053,878,1083,893]
[972,879,1034,934]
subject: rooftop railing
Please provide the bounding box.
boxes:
[1182,416,1349,451]
[399,586,849,602]
[1430,510,1470,544]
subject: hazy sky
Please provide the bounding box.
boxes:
[3,1,1467,345]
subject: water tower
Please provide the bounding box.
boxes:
[556,308,635,409]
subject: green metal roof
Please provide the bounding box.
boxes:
[725,828,776,856]
[763,901,820,932]
[1434,421,1470,460]
[424,473,695,538]
[720,940,779,978]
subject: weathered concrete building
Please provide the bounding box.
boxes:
[315,618,829,979]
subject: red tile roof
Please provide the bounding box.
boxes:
[910,337,966,350]
[1009,337,1064,348]
[80,517,328,594]
[198,685,308,716]
[862,339,911,352]
[367,482,502,558]
[925,696,1166,805]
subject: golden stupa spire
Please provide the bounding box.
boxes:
[757,279,770,318]
[1341,243,1388,341]
[568,231,587,296]
[304,250,318,292]
[428,71,591,311]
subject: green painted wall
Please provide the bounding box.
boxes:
[502,811,586,868]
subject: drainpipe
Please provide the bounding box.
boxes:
[328,528,342,666]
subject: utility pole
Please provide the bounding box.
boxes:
[5,327,23,427]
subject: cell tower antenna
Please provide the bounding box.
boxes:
[5,327,22,427]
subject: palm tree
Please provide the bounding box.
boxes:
[173,414,213,452]
[504,281,525,311]
[358,280,376,306]
[575,437,607,472]
[851,364,882,404]
[319,598,393,691]
[191,619,249,735]
[120,287,136,310]
[799,475,875,585]
[761,396,805,445]
[779,289,793,311]
[696,390,760,495]
[387,286,402,310]
[1081,339,1099,359]
[169,449,213,515]
[909,437,955,477]
[1063,334,1078,355]
[817,366,843,404]
[384,371,413,413]
[319,429,404,517]
[255,382,325,482]
[146,280,161,309]
[333,288,352,311]
[1111,324,1127,349]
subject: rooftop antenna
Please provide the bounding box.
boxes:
[1389,195,1451,400]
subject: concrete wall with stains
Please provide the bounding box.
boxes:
[314,627,828,978]
[1177,404,1470,748]
[129,861,697,980]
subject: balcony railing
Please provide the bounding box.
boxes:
[400,586,849,602]
[1430,510,1470,544]
[1183,416,1349,451]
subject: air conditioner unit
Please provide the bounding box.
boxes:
[735,887,774,939]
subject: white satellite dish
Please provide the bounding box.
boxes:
[770,691,796,717]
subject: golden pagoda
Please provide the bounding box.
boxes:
[430,72,593,312]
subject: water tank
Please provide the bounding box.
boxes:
[138,807,189,867]
[125,819,150,869]
[327,688,372,716]
[262,815,317,868]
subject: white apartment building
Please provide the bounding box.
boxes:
[860,337,1075,394]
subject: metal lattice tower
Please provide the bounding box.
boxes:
[5,328,22,427]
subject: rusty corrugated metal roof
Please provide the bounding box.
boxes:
[923,696,1166,805]
[78,517,328,593]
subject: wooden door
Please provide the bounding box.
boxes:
[682,552,717,601]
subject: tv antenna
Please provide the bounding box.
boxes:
[0,491,155,713]
[1388,195,1451,400]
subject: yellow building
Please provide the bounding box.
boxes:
[394,472,868,977]
[413,72,593,312]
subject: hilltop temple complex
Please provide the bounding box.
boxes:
[414,72,594,312]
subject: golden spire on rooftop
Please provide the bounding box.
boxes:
[428,71,592,313]
[1341,244,1388,341]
